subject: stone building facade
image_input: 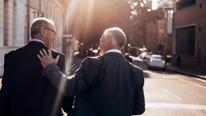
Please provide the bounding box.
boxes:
[0,0,68,75]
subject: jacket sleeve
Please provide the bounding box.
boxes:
[57,54,74,113]
[44,57,101,96]
[57,54,66,73]
[0,54,11,115]
[132,69,145,115]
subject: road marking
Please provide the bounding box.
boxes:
[194,78,206,83]
[162,89,182,100]
[144,71,178,79]
[177,77,206,89]
[146,102,206,110]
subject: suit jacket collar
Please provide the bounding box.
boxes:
[30,39,46,45]
[27,41,47,49]
[105,49,121,54]
[104,52,124,58]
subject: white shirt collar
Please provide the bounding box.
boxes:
[105,49,121,54]
[30,39,45,45]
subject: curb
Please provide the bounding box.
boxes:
[166,67,206,81]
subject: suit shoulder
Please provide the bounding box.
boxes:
[4,45,30,65]
[84,56,100,60]
[5,50,15,58]
[82,56,102,66]
[129,62,143,73]
[129,63,144,84]
[5,47,23,58]
[51,49,64,56]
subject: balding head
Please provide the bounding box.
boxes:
[30,17,56,48]
[99,27,127,55]
[103,27,126,49]
[31,17,55,38]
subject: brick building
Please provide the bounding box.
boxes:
[145,21,159,52]
[145,0,173,55]
[0,0,68,75]
[173,0,206,68]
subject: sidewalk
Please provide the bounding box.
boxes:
[166,64,206,80]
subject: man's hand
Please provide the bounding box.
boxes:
[37,49,60,68]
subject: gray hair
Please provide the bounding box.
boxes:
[30,17,55,38]
[104,27,126,49]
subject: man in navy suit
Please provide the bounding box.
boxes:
[0,17,73,116]
[38,27,145,116]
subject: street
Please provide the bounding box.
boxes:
[1,56,206,116]
[1,0,206,115]
[143,70,206,116]
[1,70,206,116]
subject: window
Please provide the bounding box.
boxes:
[3,0,9,46]
[176,26,196,56]
[187,27,195,55]
[176,0,196,10]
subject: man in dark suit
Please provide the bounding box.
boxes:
[0,17,73,116]
[38,27,145,116]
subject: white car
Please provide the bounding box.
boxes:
[148,54,166,70]
[140,52,152,60]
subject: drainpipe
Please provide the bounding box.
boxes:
[27,0,30,42]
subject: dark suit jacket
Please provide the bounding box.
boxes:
[0,41,74,116]
[44,52,145,116]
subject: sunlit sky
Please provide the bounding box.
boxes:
[152,0,158,10]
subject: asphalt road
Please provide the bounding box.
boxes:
[142,70,206,116]
[0,57,206,116]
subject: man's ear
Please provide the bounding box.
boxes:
[107,34,112,42]
[40,27,47,37]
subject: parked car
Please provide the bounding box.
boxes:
[148,54,166,70]
[140,52,152,60]
[124,53,133,63]
[129,47,139,56]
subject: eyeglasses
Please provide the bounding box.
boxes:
[45,27,56,34]
[44,27,58,40]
